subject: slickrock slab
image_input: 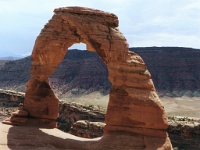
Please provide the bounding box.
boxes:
[3,7,172,149]
[0,123,172,150]
[0,123,93,150]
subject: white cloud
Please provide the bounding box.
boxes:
[0,0,200,56]
[125,0,200,48]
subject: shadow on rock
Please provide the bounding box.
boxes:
[5,124,171,150]
[7,125,89,150]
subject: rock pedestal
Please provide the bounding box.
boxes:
[3,7,172,149]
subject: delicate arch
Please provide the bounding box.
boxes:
[5,7,172,149]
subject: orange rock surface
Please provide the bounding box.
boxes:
[3,7,172,149]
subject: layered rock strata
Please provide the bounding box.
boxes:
[70,120,105,138]
[0,89,24,107]
[57,102,105,132]
[3,7,172,149]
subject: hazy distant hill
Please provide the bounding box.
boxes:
[0,60,9,69]
[0,57,22,60]
[0,56,31,91]
[0,47,200,98]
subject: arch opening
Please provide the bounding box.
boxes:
[69,43,87,50]
[49,43,111,107]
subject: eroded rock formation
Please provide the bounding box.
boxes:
[70,120,105,138]
[3,7,172,149]
[57,101,105,132]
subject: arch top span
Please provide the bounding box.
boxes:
[54,6,119,27]
[31,6,130,79]
[3,7,172,149]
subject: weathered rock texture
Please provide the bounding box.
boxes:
[3,7,172,149]
[57,101,105,132]
[70,120,105,138]
[68,114,200,150]
[168,116,200,150]
[0,89,24,107]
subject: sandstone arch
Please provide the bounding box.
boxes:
[4,7,172,149]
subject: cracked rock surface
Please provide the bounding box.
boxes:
[3,7,172,149]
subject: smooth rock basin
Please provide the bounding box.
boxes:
[0,123,172,150]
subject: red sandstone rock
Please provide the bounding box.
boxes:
[2,103,28,125]
[70,120,105,138]
[3,7,172,149]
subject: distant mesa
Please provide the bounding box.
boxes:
[0,47,200,97]
[0,56,22,60]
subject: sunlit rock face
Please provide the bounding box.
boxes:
[4,7,172,149]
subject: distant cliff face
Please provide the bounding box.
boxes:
[0,56,31,92]
[50,50,111,97]
[0,47,200,97]
[131,47,200,97]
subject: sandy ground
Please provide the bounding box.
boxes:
[61,92,200,118]
[1,93,199,119]
[161,96,200,117]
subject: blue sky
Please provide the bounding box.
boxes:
[0,0,200,57]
